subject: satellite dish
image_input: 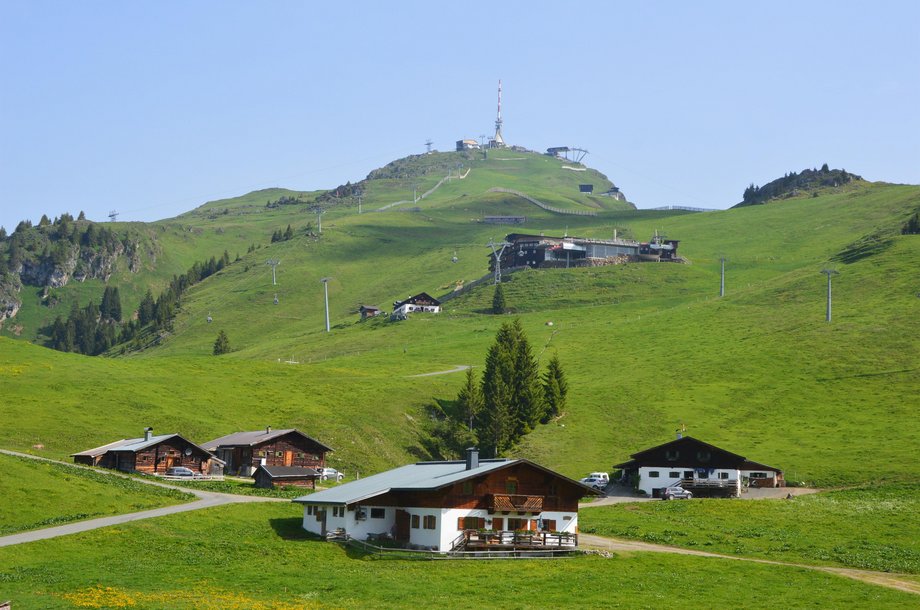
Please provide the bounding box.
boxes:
[184,447,193,456]
[451,250,459,263]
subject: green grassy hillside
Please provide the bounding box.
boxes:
[1,176,918,487]
[0,454,192,536]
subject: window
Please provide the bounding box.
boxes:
[668,471,679,478]
[648,471,660,478]
[332,506,345,517]
[548,483,558,496]
[696,451,711,462]
[749,472,767,479]
[462,481,473,495]
[258,451,266,457]
[411,514,420,529]
[307,505,315,515]
[370,508,385,519]
[665,450,680,461]
[505,478,518,494]
[275,451,284,458]
[458,516,485,530]
[508,518,528,531]
[718,472,729,480]
[296,452,304,459]
[683,471,693,479]
[423,515,436,530]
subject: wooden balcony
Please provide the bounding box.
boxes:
[455,530,577,551]
[489,493,543,512]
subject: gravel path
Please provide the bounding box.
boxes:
[408,365,471,377]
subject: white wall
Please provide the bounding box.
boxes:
[637,466,741,496]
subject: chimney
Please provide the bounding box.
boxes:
[144,427,153,442]
[266,426,272,435]
[465,447,479,471]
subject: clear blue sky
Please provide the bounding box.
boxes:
[2,1,918,231]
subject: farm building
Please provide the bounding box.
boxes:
[294,448,600,553]
[254,465,320,490]
[359,305,382,320]
[71,427,219,475]
[614,435,785,498]
[202,427,333,477]
[455,139,480,151]
[493,232,681,270]
[392,292,441,317]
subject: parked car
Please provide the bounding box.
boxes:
[662,486,692,500]
[588,472,610,484]
[317,467,344,482]
[580,476,608,490]
[166,466,196,477]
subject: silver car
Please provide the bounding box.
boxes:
[663,486,692,500]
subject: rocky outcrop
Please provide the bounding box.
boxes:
[0,274,22,324]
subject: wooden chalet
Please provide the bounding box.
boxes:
[294,448,601,553]
[71,427,218,475]
[202,426,333,477]
[392,292,441,317]
[359,305,382,320]
[254,465,320,489]
[614,435,784,498]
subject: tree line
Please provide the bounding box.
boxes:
[46,250,232,356]
[426,319,568,458]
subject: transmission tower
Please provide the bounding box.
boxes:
[108,210,119,222]
[425,138,433,153]
[266,259,280,285]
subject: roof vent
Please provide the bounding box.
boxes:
[144,427,153,442]
[465,447,479,471]
[266,426,272,434]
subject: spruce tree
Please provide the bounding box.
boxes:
[456,367,484,432]
[138,290,155,326]
[213,330,231,355]
[479,338,514,457]
[541,353,568,423]
[492,282,506,314]
[508,319,544,435]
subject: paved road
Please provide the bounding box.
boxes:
[0,449,284,548]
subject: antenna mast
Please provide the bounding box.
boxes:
[491,80,505,148]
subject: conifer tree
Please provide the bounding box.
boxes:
[492,282,506,314]
[213,330,231,355]
[541,353,568,423]
[456,367,484,431]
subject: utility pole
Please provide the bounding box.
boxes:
[266,259,280,286]
[321,277,332,332]
[358,195,362,215]
[720,255,726,297]
[821,269,839,322]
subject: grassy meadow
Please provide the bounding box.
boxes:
[581,483,920,574]
[1,502,917,609]
[0,454,192,536]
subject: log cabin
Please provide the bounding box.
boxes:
[294,448,600,552]
[201,427,333,476]
[254,465,320,489]
[614,434,785,498]
[71,427,218,475]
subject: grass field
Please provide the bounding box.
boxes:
[0,454,192,536]
[581,483,920,574]
[1,502,917,609]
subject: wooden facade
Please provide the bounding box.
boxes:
[365,461,581,514]
[204,428,332,476]
[72,431,217,475]
[254,465,319,489]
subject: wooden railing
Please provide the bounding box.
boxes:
[489,493,544,512]
[460,530,577,549]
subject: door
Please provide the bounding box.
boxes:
[395,510,411,541]
[317,510,327,536]
[284,451,293,467]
